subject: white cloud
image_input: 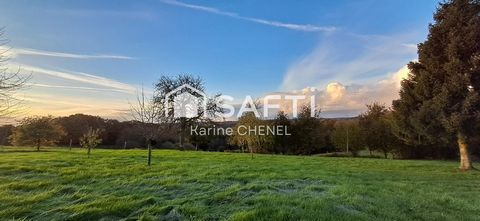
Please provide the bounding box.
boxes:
[15,64,136,94]
[160,0,335,32]
[324,82,346,104]
[321,65,410,114]
[5,47,135,60]
[28,83,133,93]
[263,65,411,118]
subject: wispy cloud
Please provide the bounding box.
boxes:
[272,31,421,117]
[281,32,418,91]
[47,8,158,21]
[28,83,132,93]
[11,47,135,60]
[401,43,418,50]
[15,64,136,94]
[160,0,335,32]
[1,55,138,120]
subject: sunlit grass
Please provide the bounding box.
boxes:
[0,147,479,220]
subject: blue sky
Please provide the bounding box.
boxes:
[0,0,439,119]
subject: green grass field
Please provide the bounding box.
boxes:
[0,147,479,221]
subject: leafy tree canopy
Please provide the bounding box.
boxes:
[10,116,65,151]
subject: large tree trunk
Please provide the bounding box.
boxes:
[36,139,40,151]
[457,133,472,171]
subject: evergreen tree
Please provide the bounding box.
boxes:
[392,0,480,170]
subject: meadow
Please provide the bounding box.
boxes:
[0,147,479,221]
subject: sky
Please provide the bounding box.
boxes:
[0,0,440,121]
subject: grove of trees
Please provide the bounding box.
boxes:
[360,103,399,159]
[331,120,362,156]
[10,116,66,151]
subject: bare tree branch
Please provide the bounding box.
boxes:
[0,27,31,120]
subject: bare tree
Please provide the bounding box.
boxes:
[154,74,224,150]
[79,127,102,157]
[129,86,168,166]
[0,28,30,119]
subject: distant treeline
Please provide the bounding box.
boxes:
[1,104,478,160]
[0,114,176,149]
[221,104,478,160]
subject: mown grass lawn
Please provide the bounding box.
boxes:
[0,147,479,221]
